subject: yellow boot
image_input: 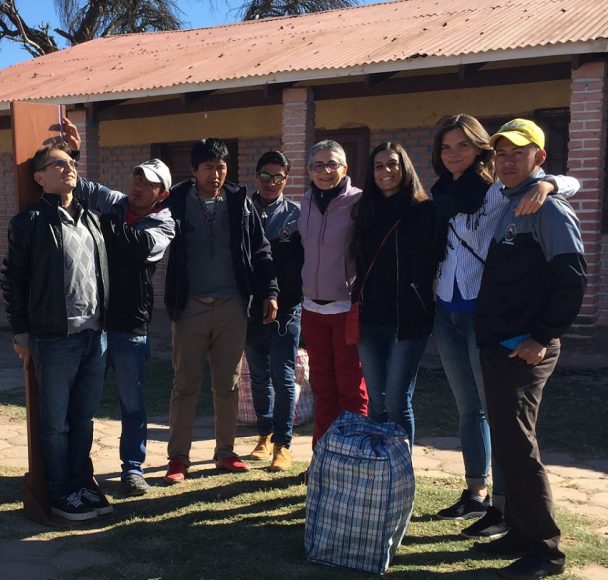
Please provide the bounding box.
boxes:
[270,444,292,471]
[249,435,273,460]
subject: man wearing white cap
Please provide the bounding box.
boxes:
[64,119,175,496]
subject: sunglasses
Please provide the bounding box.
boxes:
[258,172,287,184]
[309,161,343,173]
[37,158,79,172]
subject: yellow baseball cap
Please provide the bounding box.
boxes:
[490,118,545,149]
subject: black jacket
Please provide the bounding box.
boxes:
[251,193,303,315]
[164,179,278,321]
[2,194,109,338]
[353,196,437,340]
[74,178,175,335]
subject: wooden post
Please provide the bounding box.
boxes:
[10,101,66,525]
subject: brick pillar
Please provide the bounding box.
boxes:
[282,87,315,200]
[567,60,608,341]
[69,107,100,181]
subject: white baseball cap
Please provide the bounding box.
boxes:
[133,158,172,191]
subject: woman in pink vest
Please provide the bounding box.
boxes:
[299,140,368,446]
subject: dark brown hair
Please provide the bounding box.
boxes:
[431,114,495,184]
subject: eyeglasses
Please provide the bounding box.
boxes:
[258,172,287,184]
[37,158,79,172]
[310,161,343,173]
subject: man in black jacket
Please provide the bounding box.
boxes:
[2,141,111,521]
[474,119,587,579]
[163,138,278,481]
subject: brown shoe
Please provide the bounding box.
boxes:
[270,444,292,471]
[249,435,273,460]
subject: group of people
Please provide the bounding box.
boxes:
[2,112,586,579]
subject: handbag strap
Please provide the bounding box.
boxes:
[448,222,486,265]
[356,218,402,302]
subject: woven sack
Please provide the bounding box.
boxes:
[237,348,313,426]
[305,411,414,574]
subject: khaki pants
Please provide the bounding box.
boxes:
[168,297,247,462]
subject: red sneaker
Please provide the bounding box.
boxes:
[215,455,250,472]
[164,458,188,483]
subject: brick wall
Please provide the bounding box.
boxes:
[370,127,436,192]
[0,152,16,263]
[70,109,100,181]
[237,136,281,195]
[282,88,315,202]
[567,61,608,337]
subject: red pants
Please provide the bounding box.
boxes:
[301,308,368,446]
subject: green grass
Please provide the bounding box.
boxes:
[0,466,605,579]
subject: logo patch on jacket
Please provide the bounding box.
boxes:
[502,224,516,245]
[279,226,292,241]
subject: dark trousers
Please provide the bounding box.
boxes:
[480,340,565,565]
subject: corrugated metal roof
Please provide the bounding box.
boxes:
[0,0,606,105]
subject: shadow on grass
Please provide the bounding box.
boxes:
[1,468,605,579]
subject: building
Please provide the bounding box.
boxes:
[0,0,606,341]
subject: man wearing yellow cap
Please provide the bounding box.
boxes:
[473,119,587,578]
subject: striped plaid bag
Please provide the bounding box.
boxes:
[305,411,414,574]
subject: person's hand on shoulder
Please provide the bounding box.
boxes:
[514,180,554,217]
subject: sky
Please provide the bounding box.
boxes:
[0,0,249,69]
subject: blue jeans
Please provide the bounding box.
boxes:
[30,330,107,500]
[107,331,150,475]
[434,303,504,496]
[245,305,301,447]
[357,323,427,445]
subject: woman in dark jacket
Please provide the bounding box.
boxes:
[351,142,437,445]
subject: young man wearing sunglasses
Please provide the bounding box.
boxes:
[3,141,111,521]
[245,151,304,471]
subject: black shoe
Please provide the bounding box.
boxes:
[437,490,489,520]
[79,487,114,516]
[51,492,98,521]
[473,532,530,557]
[121,473,151,497]
[497,554,566,579]
[462,506,509,540]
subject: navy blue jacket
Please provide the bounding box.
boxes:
[251,193,303,315]
[475,180,587,347]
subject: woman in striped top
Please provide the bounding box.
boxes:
[430,114,579,539]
